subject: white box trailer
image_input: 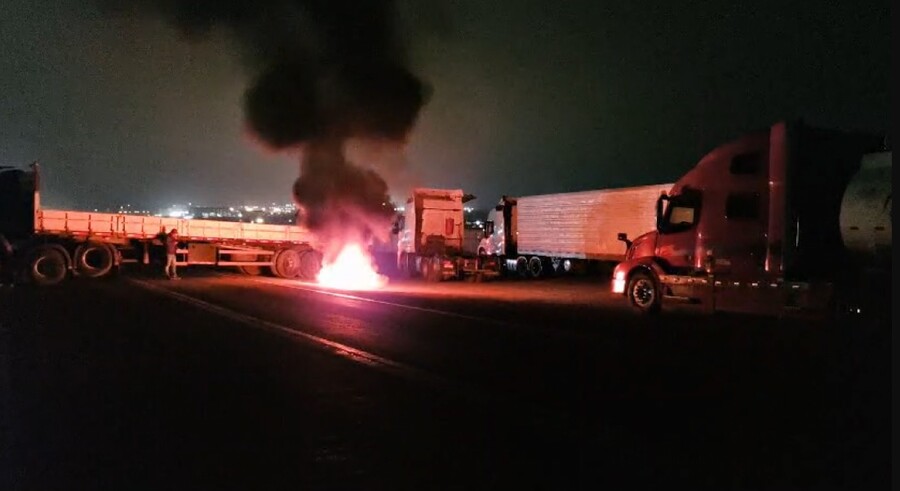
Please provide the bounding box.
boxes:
[479,183,673,277]
[0,164,323,285]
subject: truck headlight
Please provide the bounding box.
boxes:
[612,271,626,293]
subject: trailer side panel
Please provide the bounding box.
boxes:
[35,209,314,245]
[515,184,672,260]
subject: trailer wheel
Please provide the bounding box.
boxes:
[273,248,303,278]
[627,271,661,314]
[398,253,417,279]
[28,245,69,286]
[423,256,442,282]
[231,253,262,276]
[299,250,323,280]
[238,266,263,275]
[74,242,115,278]
[421,257,433,282]
[515,256,528,278]
[528,256,543,278]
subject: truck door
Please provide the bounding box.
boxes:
[705,151,778,314]
[0,168,35,240]
[655,190,701,273]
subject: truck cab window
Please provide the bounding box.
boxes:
[657,191,700,234]
[668,206,696,226]
[725,193,760,220]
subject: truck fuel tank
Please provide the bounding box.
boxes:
[839,151,891,265]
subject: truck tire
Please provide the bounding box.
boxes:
[404,253,419,279]
[397,253,407,277]
[515,256,528,278]
[299,250,322,280]
[421,256,433,281]
[73,242,115,278]
[424,256,442,282]
[238,265,263,275]
[27,245,69,286]
[401,253,418,279]
[273,247,303,279]
[626,271,661,314]
[528,256,543,278]
[231,254,262,276]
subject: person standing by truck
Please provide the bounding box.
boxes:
[165,229,180,280]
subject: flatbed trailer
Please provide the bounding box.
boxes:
[0,164,323,285]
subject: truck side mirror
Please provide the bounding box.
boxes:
[617,232,632,249]
[494,205,504,212]
[655,194,668,232]
[391,215,403,235]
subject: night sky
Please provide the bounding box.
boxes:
[1,0,889,211]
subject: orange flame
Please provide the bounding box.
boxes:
[316,243,387,291]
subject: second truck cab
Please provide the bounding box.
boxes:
[395,188,495,281]
[613,120,891,317]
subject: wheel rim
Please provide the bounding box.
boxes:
[631,278,656,307]
[83,248,105,270]
[278,250,302,277]
[516,257,527,276]
[34,256,63,279]
[300,251,321,279]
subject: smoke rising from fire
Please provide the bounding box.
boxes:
[107,0,429,256]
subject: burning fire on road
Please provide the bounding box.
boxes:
[126,1,432,291]
[316,243,387,291]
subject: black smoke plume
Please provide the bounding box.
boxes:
[107,0,428,257]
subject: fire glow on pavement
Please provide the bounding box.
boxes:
[316,243,388,291]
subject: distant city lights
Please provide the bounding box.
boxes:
[97,200,500,231]
[94,200,297,225]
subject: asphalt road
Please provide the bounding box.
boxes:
[0,269,891,490]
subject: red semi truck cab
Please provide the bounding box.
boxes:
[612,120,891,318]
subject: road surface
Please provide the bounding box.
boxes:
[0,270,890,490]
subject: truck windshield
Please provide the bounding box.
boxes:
[668,205,696,226]
[658,193,699,233]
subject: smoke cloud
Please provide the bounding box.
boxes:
[106,0,429,256]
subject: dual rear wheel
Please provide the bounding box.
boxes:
[512,256,547,279]
[25,242,117,286]
[272,247,322,280]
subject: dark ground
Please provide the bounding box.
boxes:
[0,268,891,490]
